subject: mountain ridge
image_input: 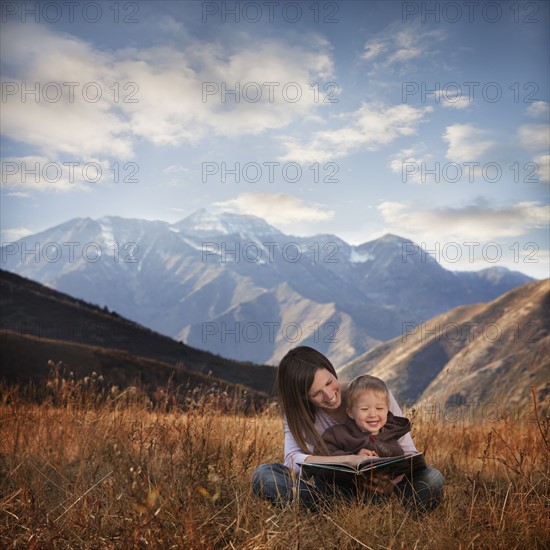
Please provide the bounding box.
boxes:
[1,211,534,365]
[337,278,549,414]
[0,269,277,394]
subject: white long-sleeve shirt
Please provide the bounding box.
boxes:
[284,391,417,473]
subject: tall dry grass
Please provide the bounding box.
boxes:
[1,366,549,549]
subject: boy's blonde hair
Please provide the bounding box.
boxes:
[346,375,390,409]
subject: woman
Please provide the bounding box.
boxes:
[252,346,444,512]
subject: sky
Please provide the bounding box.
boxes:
[1,0,549,278]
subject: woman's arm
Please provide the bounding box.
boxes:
[283,418,365,472]
[388,391,417,454]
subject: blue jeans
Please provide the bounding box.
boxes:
[251,463,444,513]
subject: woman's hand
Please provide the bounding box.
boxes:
[357,449,378,457]
[342,454,368,468]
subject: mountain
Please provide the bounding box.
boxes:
[0,211,533,365]
[337,279,549,414]
[0,269,276,394]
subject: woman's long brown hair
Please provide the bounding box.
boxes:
[277,346,338,455]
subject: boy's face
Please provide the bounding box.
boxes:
[347,391,389,435]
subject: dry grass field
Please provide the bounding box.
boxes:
[1,366,549,549]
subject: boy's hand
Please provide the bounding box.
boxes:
[357,449,378,457]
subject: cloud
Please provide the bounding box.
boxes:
[526,101,549,119]
[534,153,550,184]
[1,226,33,242]
[443,124,496,163]
[162,164,190,186]
[2,25,134,160]
[361,24,446,67]
[1,23,334,179]
[518,124,550,153]
[518,106,549,180]
[389,145,435,184]
[438,91,472,110]
[378,198,549,240]
[0,156,101,191]
[213,192,334,226]
[280,102,432,163]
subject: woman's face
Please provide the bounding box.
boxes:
[307,368,341,410]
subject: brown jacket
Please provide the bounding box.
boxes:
[317,412,411,457]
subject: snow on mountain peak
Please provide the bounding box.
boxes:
[350,249,375,263]
[174,209,282,239]
[98,217,116,248]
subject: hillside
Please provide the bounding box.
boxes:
[338,279,550,413]
[0,270,277,394]
[0,329,269,408]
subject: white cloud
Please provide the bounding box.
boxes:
[438,91,472,110]
[443,124,496,163]
[534,153,550,184]
[0,156,101,191]
[280,102,432,163]
[1,24,334,179]
[362,41,385,61]
[519,107,549,179]
[518,124,550,153]
[378,198,549,241]
[378,199,550,277]
[361,24,446,67]
[213,192,334,226]
[526,101,550,119]
[389,145,435,184]
[163,165,189,175]
[1,227,33,242]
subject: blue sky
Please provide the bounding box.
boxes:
[1,0,549,278]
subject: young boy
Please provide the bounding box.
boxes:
[317,375,411,457]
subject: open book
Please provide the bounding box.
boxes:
[298,452,426,485]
